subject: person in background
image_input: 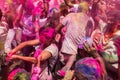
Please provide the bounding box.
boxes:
[91,10,120,80]
[4,14,15,53]
[75,41,107,80]
[55,2,90,78]
[4,0,25,54]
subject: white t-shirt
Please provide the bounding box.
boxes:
[61,12,89,54]
[39,43,59,80]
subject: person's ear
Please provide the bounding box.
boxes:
[55,33,61,42]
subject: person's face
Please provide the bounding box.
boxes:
[98,1,107,11]
[37,1,44,10]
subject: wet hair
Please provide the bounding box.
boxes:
[0,9,2,21]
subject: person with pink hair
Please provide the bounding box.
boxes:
[7,30,62,80]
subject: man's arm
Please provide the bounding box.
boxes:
[10,55,37,63]
[9,39,40,55]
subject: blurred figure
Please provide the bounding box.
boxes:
[55,2,91,78]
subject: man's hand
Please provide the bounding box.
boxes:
[9,55,19,60]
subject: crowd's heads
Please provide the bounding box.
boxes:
[0,9,2,21]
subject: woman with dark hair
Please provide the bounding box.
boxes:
[7,25,62,80]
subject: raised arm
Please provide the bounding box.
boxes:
[64,0,74,8]
[14,4,24,27]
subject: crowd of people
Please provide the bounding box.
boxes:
[0,0,120,80]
